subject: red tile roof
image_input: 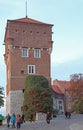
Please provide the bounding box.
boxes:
[57,80,70,89]
[52,85,63,94]
[52,80,71,94]
[9,17,53,26]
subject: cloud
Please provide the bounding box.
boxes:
[51,56,83,80]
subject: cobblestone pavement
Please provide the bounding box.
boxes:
[0,114,83,130]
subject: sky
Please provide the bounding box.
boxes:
[0,0,83,115]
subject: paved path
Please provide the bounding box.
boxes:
[0,114,83,130]
[70,123,83,130]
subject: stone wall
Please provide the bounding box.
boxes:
[36,112,46,121]
[6,93,10,115]
[6,90,24,115]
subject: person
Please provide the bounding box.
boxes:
[30,113,33,122]
[68,112,71,119]
[6,113,11,128]
[65,111,68,119]
[11,113,16,128]
[16,114,22,129]
[21,114,25,123]
[46,112,51,124]
[0,114,4,126]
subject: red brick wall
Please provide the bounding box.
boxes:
[5,20,53,94]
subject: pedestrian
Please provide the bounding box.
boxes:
[6,113,11,128]
[65,111,68,119]
[46,112,51,124]
[0,114,4,126]
[68,112,71,119]
[11,113,16,128]
[16,114,22,129]
[30,113,33,122]
[21,114,25,123]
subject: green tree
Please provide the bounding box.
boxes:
[0,87,4,108]
[22,75,53,120]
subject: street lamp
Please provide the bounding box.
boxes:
[64,88,67,113]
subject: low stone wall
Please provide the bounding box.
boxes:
[36,113,46,121]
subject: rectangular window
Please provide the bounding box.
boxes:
[58,101,62,104]
[22,48,28,57]
[59,106,62,110]
[34,49,41,58]
[28,65,35,74]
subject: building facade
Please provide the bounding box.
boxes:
[4,17,53,115]
[52,79,72,114]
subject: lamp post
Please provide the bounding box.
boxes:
[64,88,67,113]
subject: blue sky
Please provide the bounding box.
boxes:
[0,0,83,114]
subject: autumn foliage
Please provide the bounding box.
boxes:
[69,73,83,113]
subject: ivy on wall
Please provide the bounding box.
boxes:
[22,75,53,120]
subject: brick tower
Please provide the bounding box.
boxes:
[4,17,53,115]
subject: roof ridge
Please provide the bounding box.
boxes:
[8,17,53,26]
